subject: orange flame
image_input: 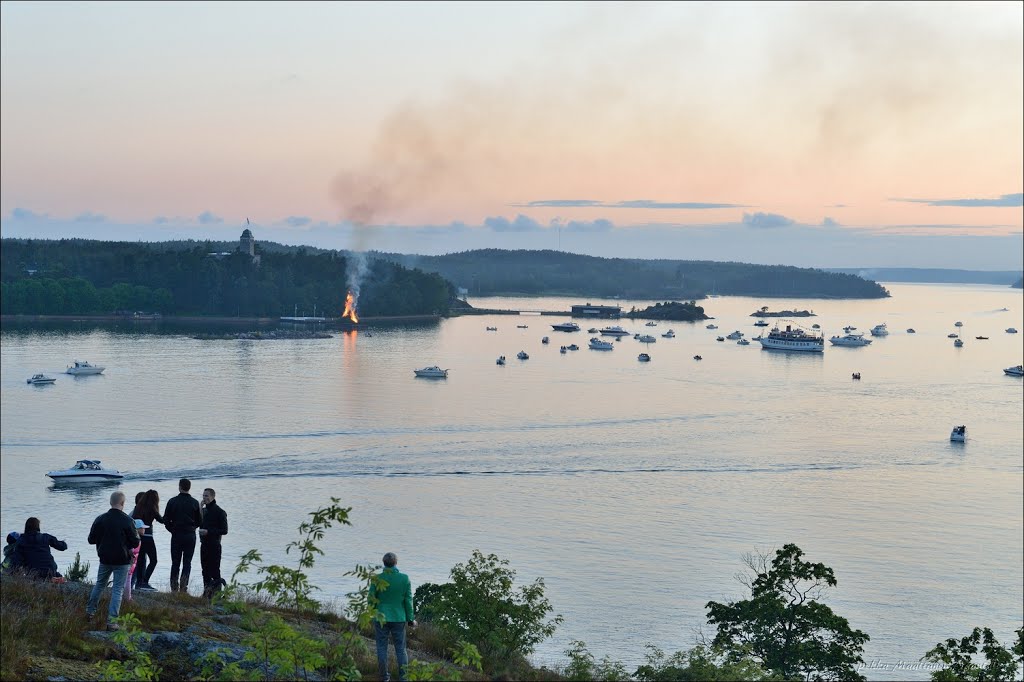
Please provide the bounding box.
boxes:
[342,291,359,323]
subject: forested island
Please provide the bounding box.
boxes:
[380,249,889,299]
[624,301,708,321]
[1,239,891,319]
[0,238,453,318]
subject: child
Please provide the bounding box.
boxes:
[1,532,20,572]
[123,520,147,601]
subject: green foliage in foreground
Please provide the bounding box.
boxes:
[414,549,563,668]
[64,551,91,583]
[97,613,162,681]
[923,626,1023,681]
[706,544,870,682]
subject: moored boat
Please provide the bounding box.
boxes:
[829,333,872,347]
[589,337,614,350]
[662,329,675,338]
[637,352,651,362]
[496,356,506,366]
[599,325,631,337]
[755,324,825,352]
[551,321,580,332]
[413,366,449,378]
[869,324,889,337]
[954,338,964,348]
[66,360,105,375]
[517,351,529,360]
[950,425,966,442]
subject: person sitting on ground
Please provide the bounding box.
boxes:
[2,532,21,572]
[10,517,68,580]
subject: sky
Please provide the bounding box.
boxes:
[1,1,1022,269]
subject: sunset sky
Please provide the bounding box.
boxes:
[2,1,1022,268]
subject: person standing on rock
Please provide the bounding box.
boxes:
[86,491,141,630]
[369,552,416,682]
[163,478,201,592]
[198,487,228,600]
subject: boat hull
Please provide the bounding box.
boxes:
[67,368,105,375]
[47,472,124,481]
[757,338,824,352]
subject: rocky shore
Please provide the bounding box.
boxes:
[192,329,333,340]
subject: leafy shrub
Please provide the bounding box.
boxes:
[64,551,91,583]
[923,626,1023,681]
[414,550,562,668]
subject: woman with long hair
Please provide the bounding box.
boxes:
[11,516,67,580]
[132,490,163,590]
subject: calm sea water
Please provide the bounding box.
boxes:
[2,283,1022,679]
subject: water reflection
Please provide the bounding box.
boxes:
[47,479,123,502]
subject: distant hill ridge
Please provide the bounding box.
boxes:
[828,267,1023,286]
[375,248,889,299]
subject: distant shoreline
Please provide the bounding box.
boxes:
[0,314,441,326]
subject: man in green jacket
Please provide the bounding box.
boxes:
[369,552,416,682]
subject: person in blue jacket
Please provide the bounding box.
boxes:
[11,517,67,579]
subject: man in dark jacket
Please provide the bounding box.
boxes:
[163,478,201,592]
[11,517,67,579]
[86,491,140,630]
[199,488,228,599]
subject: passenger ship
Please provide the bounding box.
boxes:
[755,324,824,352]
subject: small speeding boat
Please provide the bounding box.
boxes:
[27,374,56,385]
[413,366,449,378]
[496,356,506,366]
[950,425,966,442]
[637,353,651,362]
[47,460,123,482]
[66,360,105,376]
[517,351,529,360]
[1003,365,1023,376]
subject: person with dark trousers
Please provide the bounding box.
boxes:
[131,489,164,591]
[11,517,68,580]
[369,552,417,682]
[86,491,141,630]
[163,478,201,592]
[198,488,228,600]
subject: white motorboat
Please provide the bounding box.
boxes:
[1007,328,1019,334]
[1003,365,1024,376]
[950,425,966,442]
[47,460,124,482]
[726,330,744,340]
[637,352,651,362]
[754,320,769,327]
[954,338,964,348]
[27,374,57,385]
[737,338,750,346]
[413,366,449,378]
[66,360,105,375]
[662,329,675,338]
[551,322,580,332]
[589,337,614,350]
[637,334,657,343]
[869,324,889,337]
[830,333,872,347]
[599,326,631,337]
[843,325,857,332]
[496,356,506,366]
[517,351,529,360]
[755,325,825,352]
[706,324,718,330]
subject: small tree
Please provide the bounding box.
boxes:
[922,626,1022,681]
[414,550,562,666]
[705,544,869,681]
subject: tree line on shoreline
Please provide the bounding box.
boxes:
[0,239,453,318]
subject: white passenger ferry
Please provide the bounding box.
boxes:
[755,324,824,353]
